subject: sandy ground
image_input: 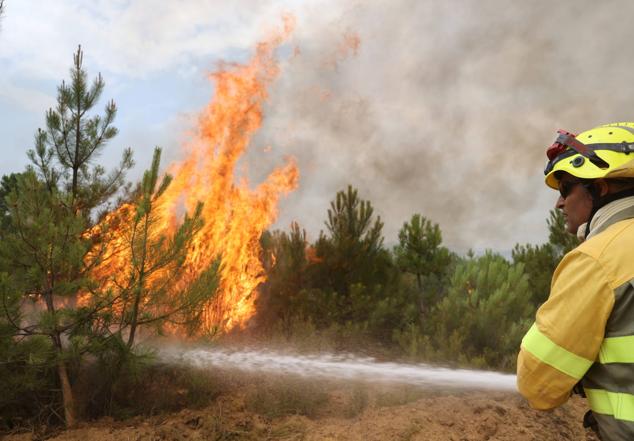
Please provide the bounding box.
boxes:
[3,391,599,441]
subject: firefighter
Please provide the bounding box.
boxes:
[517,122,634,441]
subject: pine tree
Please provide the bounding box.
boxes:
[81,149,218,415]
[303,186,392,326]
[547,208,579,256]
[394,214,452,312]
[325,185,384,256]
[315,185,387,294]
[257,223,307,335]
[0,173,20,236]
[429,252,533,369]
[107,147,218,347]
[30,45,132,216]
[511,242,556,306]
[0,46,132,427]
[512,209,579,306]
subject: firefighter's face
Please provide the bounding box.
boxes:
[555,175,593,235]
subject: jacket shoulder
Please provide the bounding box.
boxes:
[574,218,634,287]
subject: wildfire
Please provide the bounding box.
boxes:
[92,18,299,332]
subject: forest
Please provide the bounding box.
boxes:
[0,46,577,433]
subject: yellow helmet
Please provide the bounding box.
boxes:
[544,122,634,189]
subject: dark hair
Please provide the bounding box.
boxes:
[606,178,634,189]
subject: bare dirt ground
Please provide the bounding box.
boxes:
[4,391,598,441]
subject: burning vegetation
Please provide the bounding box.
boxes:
[0,19,302,430]
[90,17,299,333]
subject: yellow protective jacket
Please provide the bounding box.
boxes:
[517,202,634,441]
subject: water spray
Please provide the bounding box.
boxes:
[160,347,518,391]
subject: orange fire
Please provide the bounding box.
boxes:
[92,18,299,332]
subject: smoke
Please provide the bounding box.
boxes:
[243,0,634,251]
[5,0,630,251]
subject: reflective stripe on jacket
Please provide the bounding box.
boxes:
[517,204,634,441]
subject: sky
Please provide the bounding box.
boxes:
[2,0,634,253]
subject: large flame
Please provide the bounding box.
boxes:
[92,18,299,332]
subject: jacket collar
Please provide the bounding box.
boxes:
[578,196,634,241]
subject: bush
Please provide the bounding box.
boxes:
[0,334,61,431]
[392,323,434,360]
[425,252,534,370]
[76,356,229,420]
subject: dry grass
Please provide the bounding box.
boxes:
[245,376,329,419]
[375,385,427,408]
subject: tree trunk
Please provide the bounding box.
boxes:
[57,358,76,427]
[127,213,150,348]
[416,273,425,314]
[127,289,141,348]
[44,288,77,427]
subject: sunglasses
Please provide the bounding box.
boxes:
[558,180,583,199]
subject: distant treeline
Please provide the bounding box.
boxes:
[254,185,577,370]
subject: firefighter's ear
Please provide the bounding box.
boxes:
[595,179,610,197]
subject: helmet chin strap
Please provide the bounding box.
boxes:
[583,186,634,238]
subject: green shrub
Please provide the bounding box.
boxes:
[425,252,534,370]
[76,356,228,420]
[0,333,60,431]
[392,323,434,360]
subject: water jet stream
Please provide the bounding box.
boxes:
[160,347,518,391]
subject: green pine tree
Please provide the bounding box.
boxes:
[82,148,218,416]
[29,45,132,216]
[547,209,579,256]
[305,186,392,325]
[0,272,59,430]
[512,209,579,306]
[429,252,533,369]
[257,223,307,336]
[315,185,387,294]
[511,242,556,306]
[0,173,21,237]
[0,46,133,427]
[394,214,452,312]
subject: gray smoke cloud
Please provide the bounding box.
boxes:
[3,0,630,252]
[244,0,634,252]
[2,1,631,252]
